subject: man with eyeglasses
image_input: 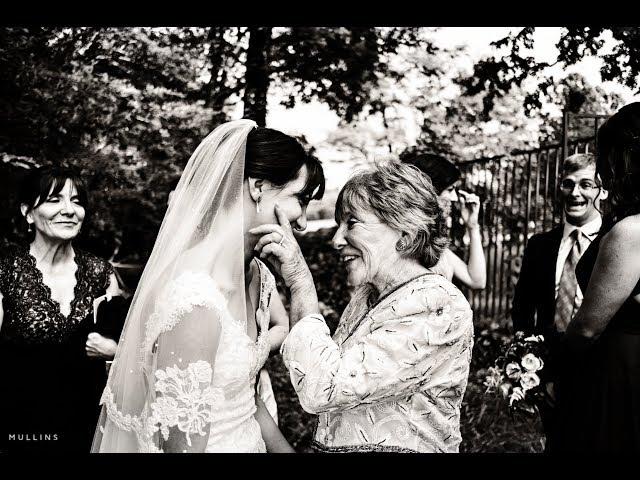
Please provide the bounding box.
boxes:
[511,153,608,452]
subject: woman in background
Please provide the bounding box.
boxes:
[255,161,473,452]
[401,151,486,290]
[0,166,121,453]
[558,102,640,452]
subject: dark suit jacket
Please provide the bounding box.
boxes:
[511,226,564,381]
[94,295,130,342]
[511,226,563,336]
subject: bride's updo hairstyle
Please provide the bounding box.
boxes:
[245,127,325,204]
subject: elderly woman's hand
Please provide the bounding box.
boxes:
[86,332,118,359]
[250,205,313,292]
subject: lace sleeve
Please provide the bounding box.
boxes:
[79,250,116,296]
[146,272,226,452]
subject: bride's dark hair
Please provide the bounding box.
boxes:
[245,127,325,203]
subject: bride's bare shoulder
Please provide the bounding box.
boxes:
[165,270,227,310]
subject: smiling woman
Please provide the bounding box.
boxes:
[255,161,474,452]
[20,175,87,243]
[0,166,121,453]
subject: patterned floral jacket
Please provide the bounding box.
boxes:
[281,273,474,453]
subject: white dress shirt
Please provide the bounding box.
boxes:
[554,215,602,301]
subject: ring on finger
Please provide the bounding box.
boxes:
[278,235,285,247]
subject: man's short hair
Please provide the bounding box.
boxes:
[562,153,597,177]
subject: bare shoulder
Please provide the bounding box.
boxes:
[432,248,455,279]
[443,248,459,261]
[602,214,640,249]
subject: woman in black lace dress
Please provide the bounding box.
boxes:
[0,166,122,453]
[557,102,640,452]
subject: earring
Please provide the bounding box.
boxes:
[396,239,407,252]
[256,197,261,214]
[27,223,34,233]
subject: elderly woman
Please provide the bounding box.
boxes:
[252,161,474,452]
[0,166,121,453]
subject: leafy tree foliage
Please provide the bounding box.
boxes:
[241,27,436,126]
[0,27,224,261]
[457,27,639,118]
[0,26,434,268]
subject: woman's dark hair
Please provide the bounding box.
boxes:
[596,102,640,223]
[399,150,461,195]
[245,127,325,203]
[20,165,88,212]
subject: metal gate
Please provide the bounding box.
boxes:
[452,110,608,323]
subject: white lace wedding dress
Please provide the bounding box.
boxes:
[99,258,274,453]
[203,258,274,452]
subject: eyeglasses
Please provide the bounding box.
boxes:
[560,179,601,193]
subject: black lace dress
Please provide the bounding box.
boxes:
[556,234,640,452]
[0,245,117,453]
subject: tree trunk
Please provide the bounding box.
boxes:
[204,27,231,125]
[242,27,272,126]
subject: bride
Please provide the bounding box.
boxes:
[92,120,325,452]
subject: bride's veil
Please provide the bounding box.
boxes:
[92,119,257,452]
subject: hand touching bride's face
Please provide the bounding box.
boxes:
[247,164,312,232]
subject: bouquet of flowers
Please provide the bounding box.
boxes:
[484,331,548,415]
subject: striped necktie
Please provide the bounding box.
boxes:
[554,229,585,332]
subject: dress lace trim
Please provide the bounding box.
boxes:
[142,271,229,355]
[250,258,275,377]
[148,360,224,447]
[101,360,224,452]
[100,386,144,433]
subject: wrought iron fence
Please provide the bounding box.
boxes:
[450,135,596,324]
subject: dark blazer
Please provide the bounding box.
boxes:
[511,226,566,384]
[94,295,130,342]
[67,295,131,450]
[511,225,563,337]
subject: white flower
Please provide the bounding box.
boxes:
[524,334,544,343]
[521,353,544,372]
[483,366,504,391]
[505,362,522,379]
[520,372,541,391]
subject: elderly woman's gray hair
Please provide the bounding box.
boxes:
[335,160,449,268]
